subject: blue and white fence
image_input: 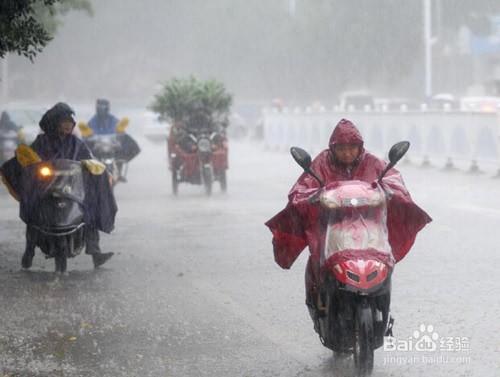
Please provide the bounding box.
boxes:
[262,107,500,173]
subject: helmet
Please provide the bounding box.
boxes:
[96,98,110,116]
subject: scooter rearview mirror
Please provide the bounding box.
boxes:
[290,146,324,187]
[388,141,410,165]
[378,141,411,183]
[290,146,312,171]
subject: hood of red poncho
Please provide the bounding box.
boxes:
[328,119,364,148]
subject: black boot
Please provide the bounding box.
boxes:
[92,252,114,268]
[21,250,34,269]
[22,227,36,269]
[85,227,114,268]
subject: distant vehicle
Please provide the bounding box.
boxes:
[428,93,459,110]
[374,97,421,111]
[460,96,500,113]
[226,112,248,139]
[1,106,45,144]
[142,111,170,143]
[338,91,375,111]
[168,126,228,196]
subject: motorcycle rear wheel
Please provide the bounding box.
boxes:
[219,170,227,192]
[171,169,179,195]
[353,304,374,376]
[55,253,67,274]
[202,166,212,196]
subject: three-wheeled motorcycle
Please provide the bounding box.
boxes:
[168,126,228,196]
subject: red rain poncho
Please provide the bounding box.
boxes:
[265,119,432,270]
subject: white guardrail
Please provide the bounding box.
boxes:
[262,107,500,174]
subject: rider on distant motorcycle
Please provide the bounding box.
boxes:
[0,111,25,141]
[0,111,20,132]
[0,103,116,269]
[168,118,226,153]
[88,99,120,135]
[265,118,432,313]
[86,99,140,182]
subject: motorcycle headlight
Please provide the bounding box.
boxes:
[197,138,211,153]
[39,165,54,179]
[100,144,112,153]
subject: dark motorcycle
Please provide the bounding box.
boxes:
[21,157,87,273]
[86,134,123,185]
[169,128,228,196]
[78,119,137,187]
[290,141,409,376]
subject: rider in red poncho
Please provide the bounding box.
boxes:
[265,118,432,307]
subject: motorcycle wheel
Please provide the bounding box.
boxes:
[55,253,67,274]
[219,170,227,192]
[202,166,212,196]
[111,164,119,187]
[332,351,351,372]
[353,304,374,376]
[171,169,179,196]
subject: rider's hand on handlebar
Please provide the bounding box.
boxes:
[372,180,394,200]
[307,188,323,204]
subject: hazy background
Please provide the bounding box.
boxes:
[4,0,500,105]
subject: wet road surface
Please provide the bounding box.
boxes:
[0,132,499,376]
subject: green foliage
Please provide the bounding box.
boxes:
[0,0,92,61]
[150,77,232,130]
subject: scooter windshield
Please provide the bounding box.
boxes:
[91,135,120,153]
[25,159,85,203]
[320,181,391,264]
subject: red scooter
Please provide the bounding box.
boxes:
[290,141,409,376]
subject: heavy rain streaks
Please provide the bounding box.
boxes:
[1,1,500,376]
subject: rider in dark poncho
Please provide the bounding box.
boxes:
[0,102,117,268]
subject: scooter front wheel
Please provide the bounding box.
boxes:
[353,304,374,376]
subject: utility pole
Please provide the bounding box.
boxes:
[288,0,296,17]
[1,55,8,102]
[424,0,433,98]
